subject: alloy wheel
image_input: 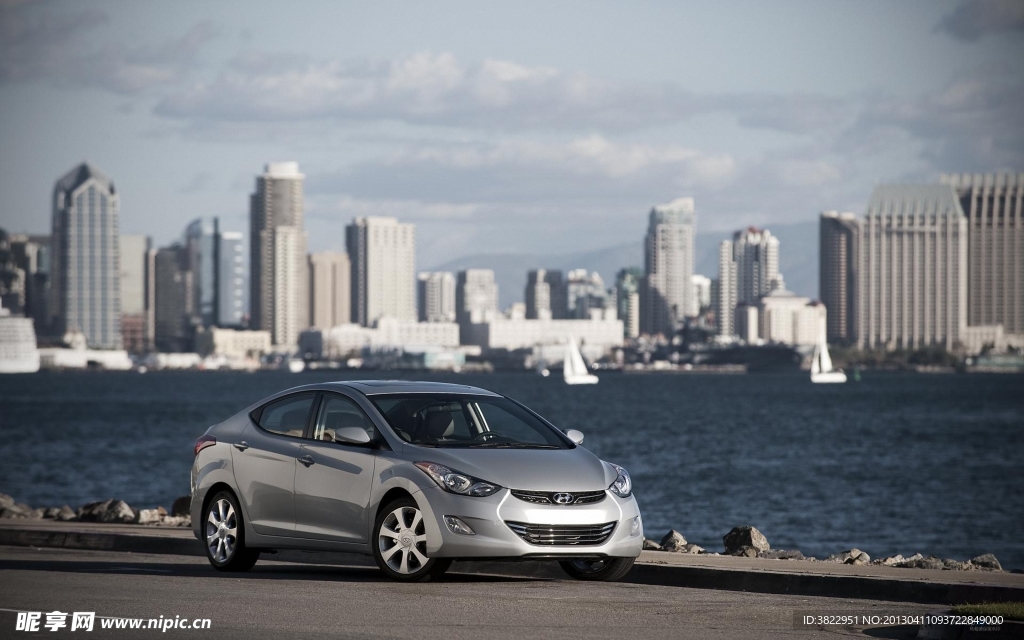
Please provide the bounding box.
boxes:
[206,498,238,563]
[377,505,429,575]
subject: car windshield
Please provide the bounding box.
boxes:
[370,394,570,449]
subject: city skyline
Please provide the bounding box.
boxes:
[2,1,1021,264]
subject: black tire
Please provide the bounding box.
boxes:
[203,490,259,572]
[372,497,451,582]
[559,557,635,581]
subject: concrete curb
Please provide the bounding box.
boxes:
[3,526,1022,605]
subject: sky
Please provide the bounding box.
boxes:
[1,0,1022,264]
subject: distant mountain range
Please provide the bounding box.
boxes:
[425,220,819,308]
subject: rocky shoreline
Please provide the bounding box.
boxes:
[645,525,1006,572]
[0,493,1007,572]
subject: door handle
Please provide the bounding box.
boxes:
[234,441,249,451]
[298,455,315,467]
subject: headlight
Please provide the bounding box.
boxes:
[415,462,501,497]
[608,462,632,498]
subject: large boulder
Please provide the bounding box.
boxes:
[825,549,870,565]
[171,496,191,517]
[137,509,163,525]
[642,538,663,551]
[970,554,1002,571]
[723,526,769,555]
[897,555,944,571]
[760,549,805,560]
[78,499,137,524]
[659,530,688,552]
[55,505,77,521]
[0,493,14,509]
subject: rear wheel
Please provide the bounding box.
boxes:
[203,491,259,572]
[372,497,451,582]
[559,557,635,581]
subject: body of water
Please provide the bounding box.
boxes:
[1,370,1021,568]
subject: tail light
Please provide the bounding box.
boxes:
[194,435,216,457]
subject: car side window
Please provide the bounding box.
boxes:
[313,394,376,444]
[257,394,315,438]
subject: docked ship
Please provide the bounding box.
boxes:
[0,309,41,373]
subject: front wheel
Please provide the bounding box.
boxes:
[203,491,259,572]
[373,498,451,582]
[559,557,635,581]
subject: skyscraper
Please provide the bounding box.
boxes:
[250,162,308,346]
[50,162,121,349]
[615,267,643,339]
[153,244,193,352]
[120,234,153,352]
[309,252,351,329]
[819,211,859,345]
[858,185,967,350]
[941,173,1023,337]
[525,269,566,320]
[691,274,711,316]
[346,216,416,326]
[185,218,216,327]
[642,198,695,336]
[216,229,247,327]
[456,269,498,325]
[715,241,736,337]
[418,271,456,323]
[716,227,779,338]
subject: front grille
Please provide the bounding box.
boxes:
[506,521,616,546]
[510,489,607,506]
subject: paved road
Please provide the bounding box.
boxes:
[0,545,932,639]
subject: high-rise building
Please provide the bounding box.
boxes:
[716,227,779,338]
[250,162,309,346]
[3,234,50,331]
[346,216,416,326]
[941,173,1023,337]
[691,274,711,315]
[819,211,859,345]
[615,268,643,339]
[525,269,566,320]
[715,241,736,337]
[185,218,215,327]
[858,185,967,350]
[153,244,193,352]
[642,198,695,336]
[417,271,456,323]
[216,229,247,328]
[50,162,121,349]
[566,269,609,319]
[120,234,153,352]
[309,252,351,329]
[456,269,498,325]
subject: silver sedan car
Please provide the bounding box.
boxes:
[191,380,642,582]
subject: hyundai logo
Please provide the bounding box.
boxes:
[552,493,575,505]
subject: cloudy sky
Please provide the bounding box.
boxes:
[1,0,1022,262]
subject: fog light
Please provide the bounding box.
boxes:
[444,516,475,535]
[630,516,641,537]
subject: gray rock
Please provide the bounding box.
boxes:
[970,554,1002,571]
[681,543,705,554]
[659,530,688,552]
[876,554,906,566]
[56,505,77,521]
[15,502,32,513]
[723,526,769,554]
[28,508,45,519]
[825,548,870,565]
[0,507,27,519]
[642,538,663,551]
[729,545,759,557]
[78,499,137,524]
[161,515,190,527]
[942,559,976,571]
[759,549,805,560]
[897,555,944,570]
[0,493,14,509]
[43,507,62,519]
[170,496,191,517]
[137,508,163,525]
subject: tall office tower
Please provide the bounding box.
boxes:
[566,269,608,318]
[153,244,193,352]
[4,234,50,328]
[691,274,711,315]
[184,218,215,327]
[417,271,456,323]
[715,241,736,336]
[941,173,1023,336]
[819,211,860,345]
[346,216,416,326]
[309,252,351,329]
[615,267,643,339]
[732,227,779,305]
[456,269,498,325]
[858,185,967,351]
[250,162,309,346]
[525,269,566,320]
[50,162,121,348]
[642,198,695,336]
[216,229,247,327]
[120,234,153,352]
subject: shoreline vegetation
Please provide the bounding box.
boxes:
[0,493,1008,573]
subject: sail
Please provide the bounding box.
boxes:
[817,316,832,373]
[564,336,589,378]
[810,343,821,375]
[819,341,833,373]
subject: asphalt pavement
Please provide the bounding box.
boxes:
[0,545,938,639]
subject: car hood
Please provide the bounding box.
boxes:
[404,445,614,492]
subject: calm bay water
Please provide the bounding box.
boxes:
[1,370,1021,568]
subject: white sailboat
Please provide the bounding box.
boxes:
[564,335,598,385]
[810,317,846,384]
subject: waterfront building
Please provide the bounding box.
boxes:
[195,326,271,360]
[941,173,1023,338]
[819,211,859,345]
[615,268,642,339]
[525,269,566,320]
[0,302,40,373]
[216,229,247,327]
[309,252,351,329]
[6,234,50,334]
[715,242,736,337]
[858,185,967,351]
[642,198,696,336]
[461,317,624,353]
[346,216,416,326]
[50,162,121,349]
[185,218,216,327]
[250,162,308,346]
[418,271,456,323]
[758,278,825,347]
[119,234,153,352]
[691,274,711,316]
[153,244,193,353]
[716,227,779,338]
[311,317,459,359]
[456,269,498,325]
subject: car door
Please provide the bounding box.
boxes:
[231,392,316,537]
[293,392,377,543]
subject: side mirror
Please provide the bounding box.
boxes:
[565,429,584,445]
[334,426,371,445]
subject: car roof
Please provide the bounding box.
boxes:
[326,380,502,397]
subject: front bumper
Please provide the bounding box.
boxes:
[413,484,643,559]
